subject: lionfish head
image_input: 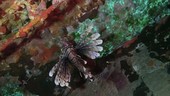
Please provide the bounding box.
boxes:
[59,37,71,47]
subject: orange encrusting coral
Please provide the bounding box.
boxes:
[0,0,84,51]
[0,0,88,65]
[0,26,7,34]
[123,36,138,48]
[0,2,58,52]
[26,39,59,66]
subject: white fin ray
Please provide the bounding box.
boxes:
[82,51,100,59]
[90,33,100,40]
[84,46,103,52]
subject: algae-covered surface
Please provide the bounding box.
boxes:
[0,0,170,96]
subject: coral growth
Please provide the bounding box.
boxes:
[0,0,170,95]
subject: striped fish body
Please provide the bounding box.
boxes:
[49,32,102,87]
[63,46,90,77]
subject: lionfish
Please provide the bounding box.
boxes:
[49,32,103,87]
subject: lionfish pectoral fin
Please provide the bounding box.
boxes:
[75,32,103,59]
[84,60,87,64]
[79,70,93,79]
[49,63,58,77]
[49,58,71,87]
[84,71,93,79]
